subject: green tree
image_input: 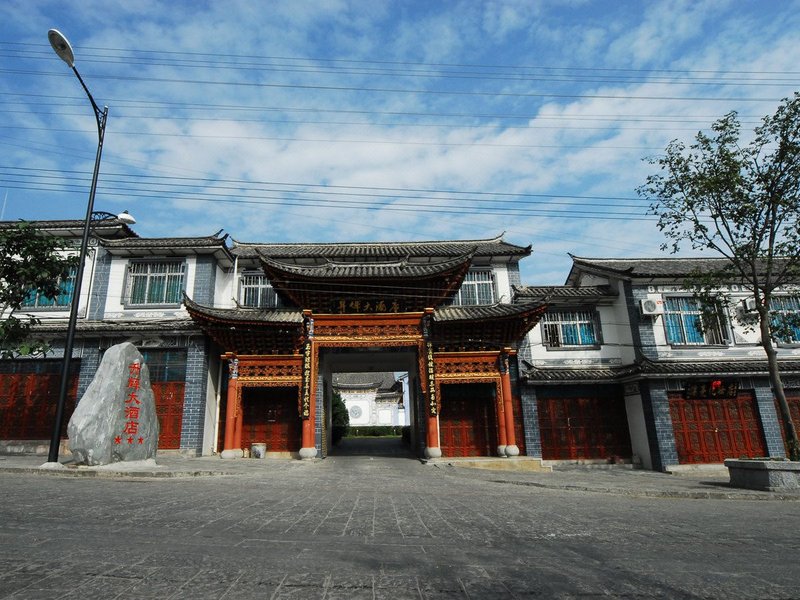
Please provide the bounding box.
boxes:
[331,389,349,445]
[0,222,78,358]
[638,92,800,460]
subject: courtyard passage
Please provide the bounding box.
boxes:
[0,455,798,599]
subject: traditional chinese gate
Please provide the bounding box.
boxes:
[183,245,546,460]
[669,391,767,464]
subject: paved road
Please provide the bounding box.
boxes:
[1,452,798,599]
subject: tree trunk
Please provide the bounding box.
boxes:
[759,309,800,460]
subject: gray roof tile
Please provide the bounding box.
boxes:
[233,234,530,259]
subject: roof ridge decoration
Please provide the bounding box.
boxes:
[231,233,509,248]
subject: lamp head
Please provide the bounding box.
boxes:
[48,29,75,67]
[117,211,136,225]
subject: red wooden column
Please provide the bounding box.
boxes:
[221,356,243,459]
[422,333,442,459]
[500,350,519,457]
[496,384,508,457]
[299,316,317,459]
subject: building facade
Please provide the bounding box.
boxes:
[1,220,798,470]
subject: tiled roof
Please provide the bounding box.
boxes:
[0,218,138,240]
[259,253,474,279]
[100,234,234,266]
[183,296,304,324]
[523,357,800,382]
[567,255,798,282]
[333,372,398,390]
[523,365,637,382]
[232,234,530,259]
[638,358,800,377]
[101,234,229,249]
[513,285,617,302]
[32,319,198,333]
[433,302,545,322]
[568,256,731,279]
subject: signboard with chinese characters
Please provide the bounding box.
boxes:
[426,342,437,416]
[684,379,739,399]
[115,362,145,446]
[330,298,403,314]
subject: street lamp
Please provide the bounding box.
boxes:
[46,29,127,463]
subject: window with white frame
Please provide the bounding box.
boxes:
[239,272,282,308]
[541,309,599,347]
[770,296,800,343]
[449,269,496,306]
[663,296,727,345]
[20,266,78,309]
[126,261,185,306]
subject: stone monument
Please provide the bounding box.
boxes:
[68,342,159,465]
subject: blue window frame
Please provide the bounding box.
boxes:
[541,310,599,347]
[20,266,77,309]
[126,261,185,306]
[663,297,726,345]
[770,296,800,343]
[449,270,496,306]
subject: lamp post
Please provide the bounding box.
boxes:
[46,29,124,463]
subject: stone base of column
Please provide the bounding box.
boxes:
[505,444,520,457]
[299,447,317,460]
[496,445,507,457]
[220,449,244,459]
[425,446,442,459]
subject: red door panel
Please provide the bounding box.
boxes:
[669,391,767,464]
[0,361,78,440]
[537,392,631,460]
[151,381,185,449]
[241,387,301,452]
[439,383,496,457]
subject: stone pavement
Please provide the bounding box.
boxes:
[1,442,799,598]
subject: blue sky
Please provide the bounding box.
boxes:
[1,1,799,284]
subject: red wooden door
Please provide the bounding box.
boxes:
[151,381,185,449]
[439,384,496,457]
[0,361,78,439]
[537,393,631,460]
[669,392,767,464]
[140,350,187,450]
[241,387,301,452]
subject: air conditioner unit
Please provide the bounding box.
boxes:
[741,297,758,313]
[640,295,663,316]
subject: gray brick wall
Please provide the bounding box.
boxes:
[76,345,101,399]
[753,382,787,457]
[640,380,678,471]
[179,337,208,454]
[88,249,112,320]
[507,262,522,289]
[192,256,216,304]
[626,282,658,360]
[519,384,542,458]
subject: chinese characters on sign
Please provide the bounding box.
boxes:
[301,342,312,419]
[684,379,739,400]
[426,342,437,416]
[115,361,145,445]
[331,298,402,314]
